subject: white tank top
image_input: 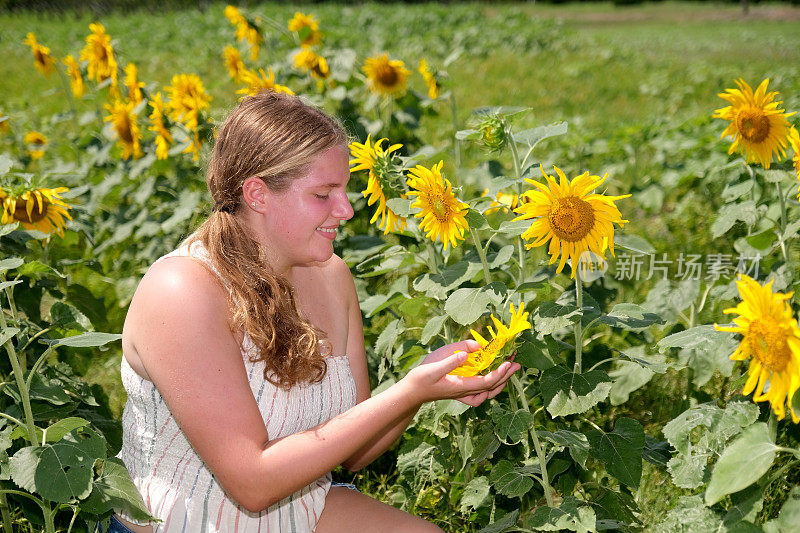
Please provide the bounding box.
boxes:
[116,240,357,532]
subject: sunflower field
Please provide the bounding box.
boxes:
[1,2,800,532]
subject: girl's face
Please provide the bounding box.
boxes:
[261,145,353,272]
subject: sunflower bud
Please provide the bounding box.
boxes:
[479,116,508,152]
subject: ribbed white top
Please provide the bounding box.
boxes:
[116,241,357,532]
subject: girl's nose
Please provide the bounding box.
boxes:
[333,193,354,220]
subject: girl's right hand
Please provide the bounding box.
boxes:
[399,340,520,406]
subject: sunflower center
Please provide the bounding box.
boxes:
[13,198,48,224]
[484,337,506,354]
[746,318,791,372]
[430,196,451,222]
[736,108,770,143]
[548,196,595,242]
[376,65,399,87]
[117,114,134,144]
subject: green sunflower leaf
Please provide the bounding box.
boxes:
[528,496,597,532]
[540,366,612,417]
[539,429,590,467]
[488,459,534,499]
[705,422,778,506]
[491,405,533,444]
[82,457,159,522]
[586,417,645,489]
[459,476,490,514]
[533,301,582,337]
[597,303,664,330]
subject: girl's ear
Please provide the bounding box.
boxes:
[242,176,268,212]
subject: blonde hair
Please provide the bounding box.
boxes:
[190,91,347,389]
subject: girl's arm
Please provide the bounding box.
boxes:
[126,258,517,513]
[338,263,513,471]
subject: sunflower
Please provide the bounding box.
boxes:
[418,58,439,100]
[236,68,294,98]
[715,275,800,422]
[350,135,406,234]
[62,55,85,98]
[148,92,173,160]
[1,111,10,135]
[0,186,72,237]
[223,45,246,82]
[482,189,522,214]
[23,131,47,160]
[450,303,531,377]
[23,33,57,77]
[513,166,630,279]
[165,73,211,130]
[406,161,469,249]
[124,63,145,106]
[224,5,262,60]
[362,53,410,97]
[293,48,330,80]
[288,12,321,47]
[105,99,143,160]
[714,78,795,170]
[788,128,800,198]
[80,23,118,86]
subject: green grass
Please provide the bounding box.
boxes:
[2,2,799,138]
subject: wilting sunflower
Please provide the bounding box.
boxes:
[288,12,321,47]
[350,135,406,234]
[148,92,173,160]
[450,303,531,377]
[418,58,439,100]
[23,131,47,160]
[62,55,85,98]
[223,45,246,82]
[514,166,630,278]
[165,73,211,130]
[105,99,143,160]
[407,161,469,249]
[124,63,145,106]
[0,186,72,237]
[80,23,118,86]
[236,68,294,98]
[23,33,57,77]
[715,275,800,422]
[714,78,795,169]
[362,53,410,97]
[293,49,329,80]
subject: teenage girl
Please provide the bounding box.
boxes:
[108,91,519,532]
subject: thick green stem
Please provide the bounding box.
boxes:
[43,503,55,533]
[425,240,439,274]
[450,92,461,168]
[0,493,12,533]
[4,285,23,371]
[470,228,492,284]
[507,131,527,281]
[777,180,790,265]
[511,375,554,507]
[0,310,38,446]
[574,277,584,374]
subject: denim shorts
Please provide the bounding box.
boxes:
[91,515,137,533]
[331,481,359,491]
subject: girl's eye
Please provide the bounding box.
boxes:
[314,194,329,200]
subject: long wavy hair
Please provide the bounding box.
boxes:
[189,91,347,389]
